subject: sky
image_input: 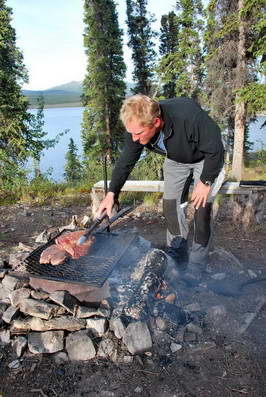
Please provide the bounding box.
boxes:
[6,0,177,91]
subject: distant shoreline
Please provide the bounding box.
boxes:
[29,102,83,109]
[29,103,266,117]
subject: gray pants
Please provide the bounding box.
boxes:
[163,158,224,267]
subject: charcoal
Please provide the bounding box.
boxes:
[152,300,191,327]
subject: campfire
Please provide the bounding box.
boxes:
[1,211,265,368]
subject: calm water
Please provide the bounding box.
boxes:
[29,107,266,182]
[29,107,83,181]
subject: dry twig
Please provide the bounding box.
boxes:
[30,389,48,397]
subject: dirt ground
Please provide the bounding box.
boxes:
[0,196,266,397]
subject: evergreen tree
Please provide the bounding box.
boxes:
[126,0,157,95]
[158,0,204,100]
[0,0,30,186]
[82,0,126,164]
[204,0,266,179]
[29,95,68,179]
[235,0,266,115]
[158,11,179,98]
[64,138,82,184]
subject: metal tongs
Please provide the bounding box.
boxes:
[78,206,132,245]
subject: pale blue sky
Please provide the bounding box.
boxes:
[6,0,177,90]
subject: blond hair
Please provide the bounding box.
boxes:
[120,94,161,127]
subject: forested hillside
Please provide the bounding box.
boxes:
[22,81,82,107]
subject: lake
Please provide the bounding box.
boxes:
[30,107,266,182]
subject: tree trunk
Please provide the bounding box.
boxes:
[232,0,247,181]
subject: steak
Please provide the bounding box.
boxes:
[55,230,95,259]
[40,244,68,265]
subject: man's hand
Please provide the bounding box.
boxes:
[191,180,211,209]
[96,191,115,218]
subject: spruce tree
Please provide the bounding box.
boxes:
[82,0,126,164]
[204,0,266,179]
[126,0,157,95]
[158,0,204,100]
[29,95,68,179]
[158,11,180,98]
[0,0,31,185]
[64,138,82,184]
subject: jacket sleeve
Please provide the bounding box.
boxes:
[108,132,144,195]
[193,111,225,183]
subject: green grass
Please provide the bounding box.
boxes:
[0,178,93,207]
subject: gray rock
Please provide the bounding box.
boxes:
[2,275,28,292]
[86,318,107,337]
[19,298,62,320]
[18,242,33,251]
[49,290,80,314]
[174,327,186,343]
[97,307,111,318]
[9,288,31,307]
[186,323,203,335]
[12,336,27,357]
[170,342,182,353]
[183,303,201,312]
[28,331,64,354]
[123,355,133,364]
[247,269,258,279]
[97,339,115,358]
[66,330,96,361]
[2,306,19,324]
[53,352,69,364]
[122,321,152,355]
[74,306,99,318]
[0,284,11,303]
[35,230,50,243]
[155,316,168,331]
[211,272,227,281]
[8,252,28,269]
[31,289,49,300]
[12,315,86,332]
[109,317,126,339]
[75,305,111,319]
[0,329,10,344]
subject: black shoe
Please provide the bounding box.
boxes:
[163,247,188,272]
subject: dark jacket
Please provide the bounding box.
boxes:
[109,97,224,195]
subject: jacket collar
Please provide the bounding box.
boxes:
[160,103,173,139]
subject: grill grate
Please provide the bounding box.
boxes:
[14,230,138,288]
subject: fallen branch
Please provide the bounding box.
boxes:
[136,369,160,375]
[30,389,49,397]
[226,387,249,394]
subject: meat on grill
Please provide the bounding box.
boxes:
[55,230,95,259]
[39,244,68,266]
